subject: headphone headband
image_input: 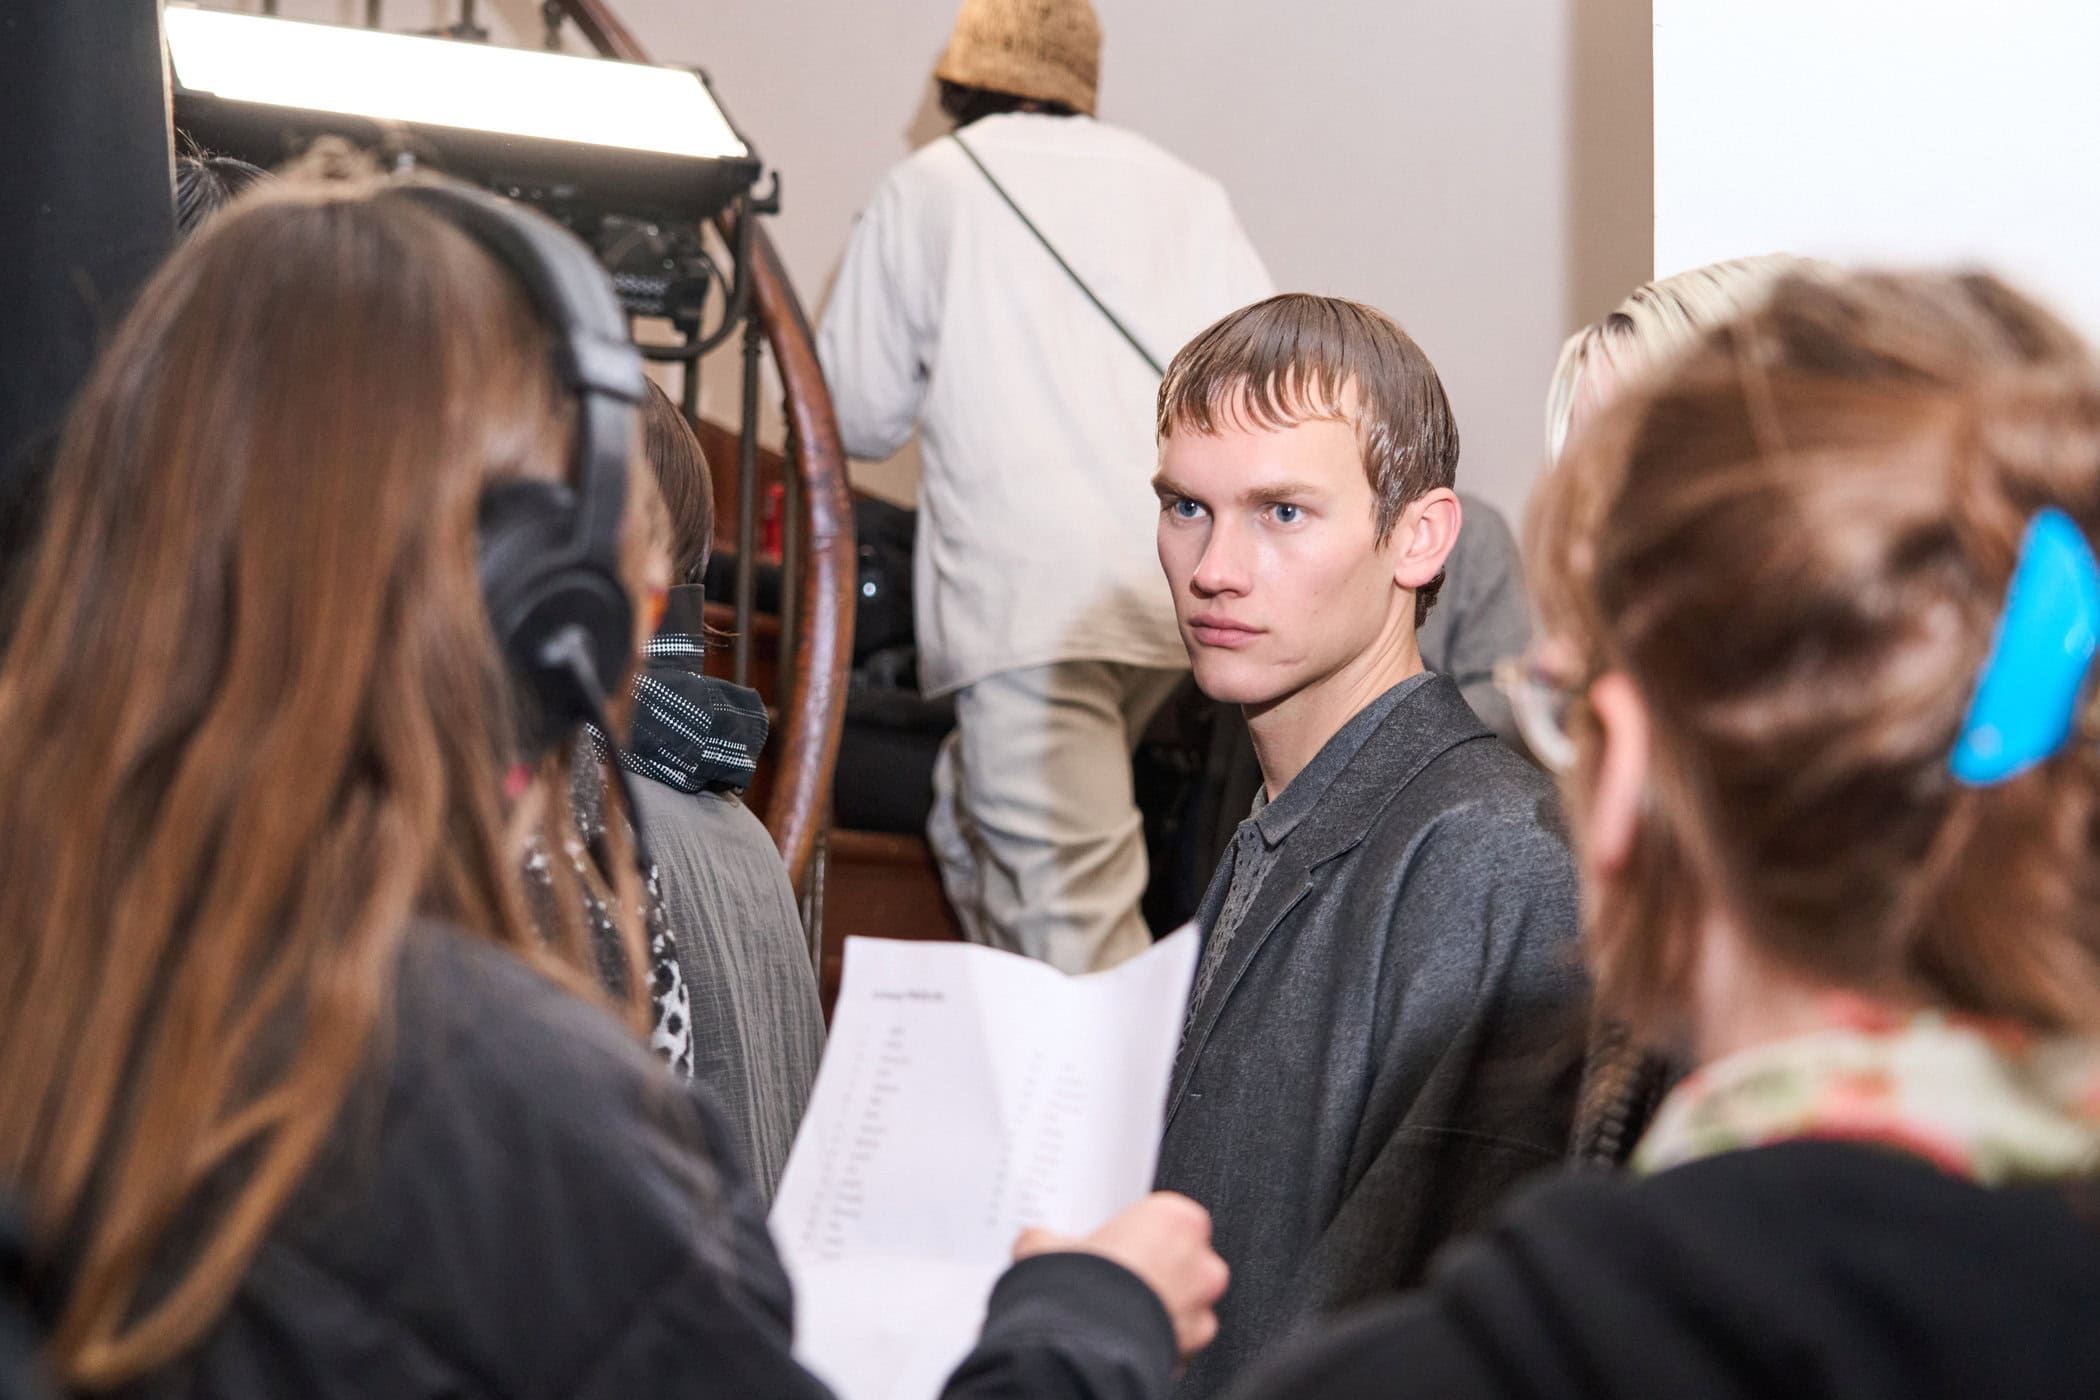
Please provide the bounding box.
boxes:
[399,182,641,579]
[395,180,644,759]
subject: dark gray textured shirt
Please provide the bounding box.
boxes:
[634,780,825,1203]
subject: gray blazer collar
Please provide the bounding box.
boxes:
[1166,674,1493,1127]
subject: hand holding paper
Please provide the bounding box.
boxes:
[1013,1189,1228,1358]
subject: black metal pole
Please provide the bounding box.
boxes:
[677,348,700,589]
[680,356,702,429]
[731,199,761,688]
[449,0,488,42]
[0,0,174,592]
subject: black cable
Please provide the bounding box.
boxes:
[543,624,656,880]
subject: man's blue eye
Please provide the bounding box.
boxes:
[1171,498,1204,519]
[1272,503,1302,524]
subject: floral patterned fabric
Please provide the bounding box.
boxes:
[1633,998,2100,1184]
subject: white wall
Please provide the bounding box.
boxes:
[610,0,1654,524]
[191,0,1654,524]
[1655,0,2100,337]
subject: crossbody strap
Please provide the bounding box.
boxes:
[949,131,1166,377]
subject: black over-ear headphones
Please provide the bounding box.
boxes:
[397,182,644,761]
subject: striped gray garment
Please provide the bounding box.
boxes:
[1182,815,1275,1050]
[590,581,825,1197]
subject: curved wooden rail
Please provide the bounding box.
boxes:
[734,216,855,887]
[560,0,855,889]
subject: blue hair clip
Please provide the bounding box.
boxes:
[1952,508,2100,785]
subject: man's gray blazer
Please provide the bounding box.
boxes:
[1156,674,1586,1398]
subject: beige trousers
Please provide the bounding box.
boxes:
[927,660,1186,973]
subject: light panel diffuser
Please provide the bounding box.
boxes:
[164,5,749,162]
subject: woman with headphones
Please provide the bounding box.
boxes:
[0,173,1221,1398]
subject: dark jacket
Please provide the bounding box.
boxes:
[115,922,1176,1400]
[1230,1141,2100,1400]
[1156,674,1584,1398]
[1,1207,44,1400]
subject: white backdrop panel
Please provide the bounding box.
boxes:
[1655,0,2100,337]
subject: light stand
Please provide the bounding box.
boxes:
[165,3,785,681]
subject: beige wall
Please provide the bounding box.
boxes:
[196,0,1652,524]
[615,0,1653,524]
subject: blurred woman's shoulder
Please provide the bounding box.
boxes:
[1235,1143,2100,1400]
[138,921,766,1400]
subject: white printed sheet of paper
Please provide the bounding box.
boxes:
[770,926,1198,1400]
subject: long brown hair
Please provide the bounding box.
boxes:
[1532,269,2100,1043]
[0,176,645,1386]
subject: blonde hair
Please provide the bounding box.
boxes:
[1530,267,2100,1043]
[1545,255,1806,461]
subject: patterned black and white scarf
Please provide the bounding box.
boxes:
[531,587,769,1081]
[607,586,769,797]
[522,751,696,1079]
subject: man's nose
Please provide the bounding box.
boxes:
[1191,520,1249,598]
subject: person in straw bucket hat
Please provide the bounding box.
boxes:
[935,0,1102,117]
[819,0,1272,976]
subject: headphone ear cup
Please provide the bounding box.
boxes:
[478,479,636,758]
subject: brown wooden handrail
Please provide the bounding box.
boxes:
[734,216,855,886]
[556,0,854,889]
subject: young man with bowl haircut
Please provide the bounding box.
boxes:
[1149,294,1585,1397]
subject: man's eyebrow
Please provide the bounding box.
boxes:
[1244,481,1323,503]
[1150,475,1328,503]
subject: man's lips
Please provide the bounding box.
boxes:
[1188,615,1262,648]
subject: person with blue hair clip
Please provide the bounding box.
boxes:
[1220,267,2100,1400]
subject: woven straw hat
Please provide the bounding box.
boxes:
[934,0,1102,116]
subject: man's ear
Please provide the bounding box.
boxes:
[1585,671,1650,879]
[1391,488,1461,591]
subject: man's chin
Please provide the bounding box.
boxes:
[1189,658,1290,709]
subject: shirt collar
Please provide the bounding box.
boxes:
[596,585,771,795]
[644,584,710,676]
[1250,671,1433,847]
